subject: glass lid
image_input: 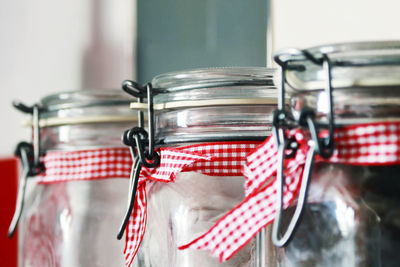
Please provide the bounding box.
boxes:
[277,40,400,91]
[149,67,277,105]
[152,67,274,91]
[41,89,132,111]
[37,89,136,127]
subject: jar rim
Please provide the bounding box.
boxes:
[307,40,400,56]
[151,67,275,92]
[40,89,132,111]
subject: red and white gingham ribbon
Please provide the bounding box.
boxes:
[37,142,260,266]
[180,122,400,262]
[124,142,260,266]
[38,147,133,184]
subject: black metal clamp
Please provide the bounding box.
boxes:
[274,50,335,158]
[117,81,160,240]
[8,102,45,238]
[271,49,336,247]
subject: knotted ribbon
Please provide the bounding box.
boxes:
[123,142,260,266]
[180,121,400,262]
[38,142,261,266]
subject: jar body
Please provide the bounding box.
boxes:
[19,121,132,267]
[135,171,254,267]
[266,163,400,267]
[20,179,127,267]
[129,67,276,266]
[269,41,400,267]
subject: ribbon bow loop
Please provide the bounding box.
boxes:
[124,147,213,265]
[139,148,213,184]
[180,122,400,262]
[124,142,260,266]
[179,132,305,261]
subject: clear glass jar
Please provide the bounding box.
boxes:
[131,67,277,267]
[269,41,400,267]
[19,90,135,267]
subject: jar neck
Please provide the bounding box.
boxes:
[155,105,274,144]
[290,85,400,126]
[40,122,133,151]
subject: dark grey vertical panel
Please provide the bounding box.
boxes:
[137,0,268,83]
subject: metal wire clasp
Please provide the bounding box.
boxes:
[8,103,45,238]
[117,81,160,240]
[271,109,317,247]
[271,49,336,247]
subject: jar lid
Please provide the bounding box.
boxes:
[131,67,276,110]
[279,40,400,91]
[34,89,136,127]
[152,67,274,91]
[277,41,400,124]
[130,67,277,143]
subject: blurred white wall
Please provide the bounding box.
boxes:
[0,0,136,156]
[272,0,400,51]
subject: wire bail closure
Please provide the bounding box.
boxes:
[117,81,160,240]
[271,49,336,247]
[8,102,45,238]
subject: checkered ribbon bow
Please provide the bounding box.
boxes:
[179,122,400,262]
[39,142,260,266]
[123,142,260,266]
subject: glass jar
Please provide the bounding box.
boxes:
[19,89,135,267]
[127,67,277,267]
[269,41,400,267]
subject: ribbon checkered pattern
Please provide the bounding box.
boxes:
[179,121,400,262]
[124,142,260,266]
[38,142,260,266]
[38,147,132,184]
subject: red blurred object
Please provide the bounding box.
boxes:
[0,157,19,267]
